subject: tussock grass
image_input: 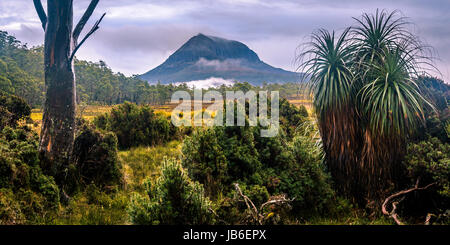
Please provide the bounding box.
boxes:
[119,141,182,193]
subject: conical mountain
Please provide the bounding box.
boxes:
[140,34,301,85]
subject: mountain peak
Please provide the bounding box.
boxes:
[140,34,300,85]
[173,33,260,63]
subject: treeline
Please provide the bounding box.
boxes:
[75,60,187,105]
[0,31,185,107]
[0,32,44,107]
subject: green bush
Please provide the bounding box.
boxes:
[399,137,450,223]
[237,183,270,207]
[279,98,308,137]
[0,188,25,225]
[404,138,450,198]
[285,136,334,214]
[182,125,261,196]
[0,126,60,224]
[0,92,31,129]
[94,102,177,149]
[128,159,215,225]
[182,120,335,223]
[182,128,227,195]
[70,119,123,191]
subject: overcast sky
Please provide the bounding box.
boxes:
[0,0,449,81]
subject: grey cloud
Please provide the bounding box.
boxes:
[195,58,248,71]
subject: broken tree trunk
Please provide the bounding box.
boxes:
[33,0,105,180]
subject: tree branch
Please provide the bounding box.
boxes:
[73,0,100,44]
[234,183,262,225]
[424,213,432,225]
[260,194,294,211]
[70,13,106,63]
[390,201,404,225]
[33,0,47,31]
[382,180,436,225]
[234,184,294,225]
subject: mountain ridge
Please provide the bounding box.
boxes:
[139,34,301,85]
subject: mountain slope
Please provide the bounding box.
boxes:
[139,34,301,85]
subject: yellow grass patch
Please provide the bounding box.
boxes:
[29,96,314,134]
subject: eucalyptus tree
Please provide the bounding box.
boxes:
[33,0,105,177]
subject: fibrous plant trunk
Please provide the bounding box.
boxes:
[318,104,364,202]
[33,0,105,180]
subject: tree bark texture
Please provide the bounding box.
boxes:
[34,0,104,179]
[40,0,76,175]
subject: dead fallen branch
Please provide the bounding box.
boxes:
[260,194,294,211]
[234,183,262,224]
[382,179,436,225]
[234,183,293,225]
[425,213,432,225]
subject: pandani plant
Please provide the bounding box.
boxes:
[297,9,436,205]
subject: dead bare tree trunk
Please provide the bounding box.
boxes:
[33,0,105,179]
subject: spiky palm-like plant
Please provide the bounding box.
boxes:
[299,10,435,204]
[353,10,434,201]
[298,28,364,197]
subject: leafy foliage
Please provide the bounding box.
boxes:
[128,159,215,225]
[0,126,60,224]
[94,102,179,149]
[0,92,31,129]
[182,112,335,223]
[279,98,308,137]
[404,138,450,198]
[70,119,123,192]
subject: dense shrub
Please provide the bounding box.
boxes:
[0,93,128,224]
[0,126,60,224]
[182,118,335,223]
[0,92,31,129]
[280,98,308,124]
[128,159,215,225]
[94,102,177,149]
[182,128,228,195]
[404,138,450,198]
[69,119,123,192]
[286,136,334,214]
[399,137,450,223]
[0,188,25,225]
[412,76,449,143]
